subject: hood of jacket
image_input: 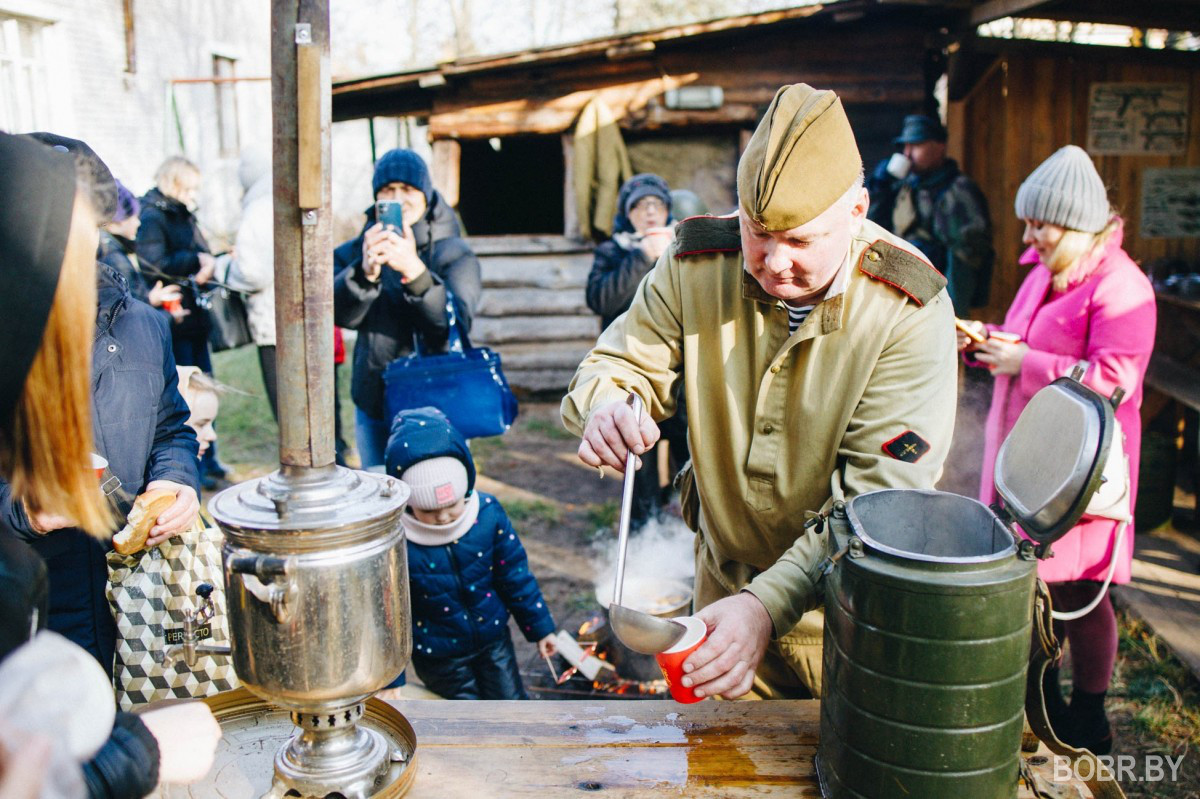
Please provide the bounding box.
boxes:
[384,406,476,495]
[609,174,673,236]
[95,262,130,336]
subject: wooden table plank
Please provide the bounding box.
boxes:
[390,699,821,797]
[386,699,1091,797]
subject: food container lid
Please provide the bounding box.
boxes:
[993,374,1113,548]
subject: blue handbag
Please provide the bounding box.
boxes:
[382,298,518,439]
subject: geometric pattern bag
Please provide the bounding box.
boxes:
[106,517,238,710]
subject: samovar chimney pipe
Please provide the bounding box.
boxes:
[272,0,335,471]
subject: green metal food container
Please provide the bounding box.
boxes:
[817,375,1115,799]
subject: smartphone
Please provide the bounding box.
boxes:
[954,318,986,344]
[375,200,406,235]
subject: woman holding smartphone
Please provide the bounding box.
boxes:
[957,145,1155,754]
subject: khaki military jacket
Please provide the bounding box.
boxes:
[562,215,958,637]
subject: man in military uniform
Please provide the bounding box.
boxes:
[561,85,959,700]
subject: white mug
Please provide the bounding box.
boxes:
[886,152,912,179]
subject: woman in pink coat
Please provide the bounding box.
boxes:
[959,145,1156,755]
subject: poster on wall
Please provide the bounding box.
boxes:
[1087,83,1189,155]
[1141,167,1200,238]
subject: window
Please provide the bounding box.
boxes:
[0,14,52,132]
[213,54,239,156]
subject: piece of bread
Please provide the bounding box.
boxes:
[111,488,177,555]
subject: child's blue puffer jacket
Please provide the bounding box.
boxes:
[386,407,556,658]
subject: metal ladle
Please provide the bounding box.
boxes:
[608,392,688,655]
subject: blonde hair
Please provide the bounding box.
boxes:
[154,156,200,203]
[176,366,230,407]
[1,194,113,537]
[1046,214,1121,292]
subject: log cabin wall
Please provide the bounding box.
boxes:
[948,41,1200,323]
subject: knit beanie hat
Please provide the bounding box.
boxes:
[112,180,140,223]
[372,148,433,203]
[622,173,672,219]
[401,456,468,511]
[1014,145,1110,233]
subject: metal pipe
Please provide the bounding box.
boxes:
[272,0,334,470]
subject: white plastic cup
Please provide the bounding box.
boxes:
[886,152,912,179]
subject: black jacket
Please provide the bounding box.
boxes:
[587,237,656,330]
[586,178,673,330]
[334,191,482,420]
[0,265,199,672]
[98,231,151,305]
[136,187,211,338]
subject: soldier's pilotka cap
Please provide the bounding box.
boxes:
[737,84,863,231]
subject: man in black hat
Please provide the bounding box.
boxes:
[866,114,994,315]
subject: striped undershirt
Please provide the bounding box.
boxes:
[786,304,815,333]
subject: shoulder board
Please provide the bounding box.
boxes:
[857,239,946,307]
[673,215,741,258]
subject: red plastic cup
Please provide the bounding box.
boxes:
[655,616,709,703]
[91,453,108,479]
[162,297,182,314]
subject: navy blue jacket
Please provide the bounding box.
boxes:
[0,265,199,672]
[385,407,554,658]
[334,192,481,420]
[407,493,556,658]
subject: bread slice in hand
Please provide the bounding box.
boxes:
[111,488,178,555]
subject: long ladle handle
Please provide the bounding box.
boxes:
[611,392,643,608]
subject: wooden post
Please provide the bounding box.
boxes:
[431,138,461,208]
[562,133,580,240]
[271,0,335,469]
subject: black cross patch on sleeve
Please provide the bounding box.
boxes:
[882,430,931,463]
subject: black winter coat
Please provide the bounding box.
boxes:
[586,237,656,330]
[98,231,150,305]
[136,187,211,338]
[334,191,481,420]
[0,265,200,673]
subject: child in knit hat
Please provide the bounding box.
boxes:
[385,407,557,699]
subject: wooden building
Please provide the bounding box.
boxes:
[333,0,1200,393]
[332,3,950,392]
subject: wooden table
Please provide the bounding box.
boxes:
[386,699,1091,798]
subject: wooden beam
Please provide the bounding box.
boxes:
[970,0,1054,25]
[430,139,461,208]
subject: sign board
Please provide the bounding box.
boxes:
[1142,167,1200,238]
[1087,83,1189,155]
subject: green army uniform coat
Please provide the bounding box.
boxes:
[562,214,958,697]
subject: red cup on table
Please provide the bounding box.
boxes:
[91,453,108,479]
[654,616,708,704]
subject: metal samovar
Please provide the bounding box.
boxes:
[199,4,413,796]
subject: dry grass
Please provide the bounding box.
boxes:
[1108,610,1200,797]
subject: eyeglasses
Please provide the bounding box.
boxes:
[632,198,667,213]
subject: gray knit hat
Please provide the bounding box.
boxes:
[1014,145,1110,233]
[401,456,468,511]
